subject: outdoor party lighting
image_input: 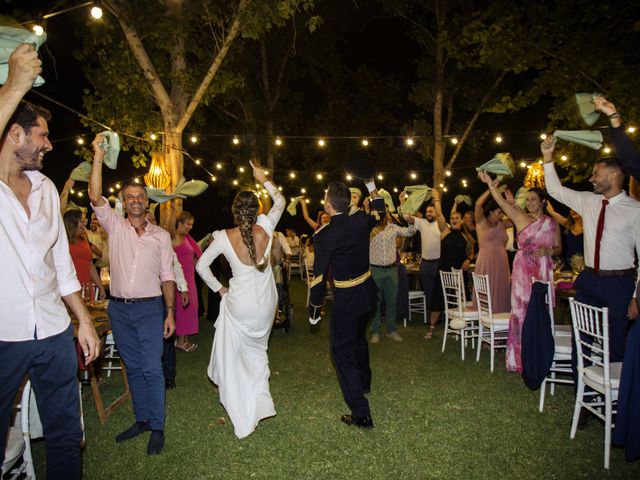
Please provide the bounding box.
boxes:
[405,137,414,146]
[305,199,310,204]
[603,146,611,154]
[443,187,448,192]
[346,174,353,181]
[316,173,323,180]
[278,186,283,191]
[275,137,283,146]
[78,192,84,197]
[216,162,223,170]
[190,136,198,143]
[115,183,121,189]
[195,159,201,165]
[495,134,503,143]
[361,139,369,147]
[540,133,547,140]
[445,170,451,177]
[232,136,240,145]
[211,176,217,182]
[410,172,417,179]
[289,172,296,178]
[393,187,398,193]
[150,133,157,140]
[520,161,527,168]
[561,155,568,161]
[450,137,458,145]
[439,183,444,188]
[377,174,383,180]
[238,166,246,173]
[301,188,306,194]
[109,187,114,193]
[90,6,103,19]
[133,178,140,184]
[70,189,75,194]
[77,137,84,145]
[317,138,326,147]
[232,180,238,186]
[32,25,44,36]
[627,126,636,133]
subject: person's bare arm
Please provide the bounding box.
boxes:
[88,134,107,207]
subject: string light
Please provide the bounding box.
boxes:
[70,188,75,194]
[195,159,201,165]
[603,146,611,154]
[361,139,369,147]
[109,187,114,193]
[150,133,157,141]
[238,166,245,173]
[305,199,310,204]
[316,173,323,180]
[377,174,383,180]
[405,138,414,147]
[232,180,238,186]
[190,136,198,144]
[77,137,84,145]
[393,188,398,193]
[78,192,84,197]
[450,137,458,145]
[90,6,103,19]
[540,133,547,140]
[445,170,451,177]
[133,178,140,184]
[32,25,44,36]
[317,138,326,147]
[561,155,568,161]
[232,136,240,145]
[278,186,283,191]
[627,126,636,134]
[115,183,121,189]
[275,137,283,146]
[289,172,296,179]
[211,176,217,182]
[439,183,444,188]
[495,134,503,143]
[216,163,223,170]
[301,188,306,194]
[443,187,448,192]
[410,172,417,180]
[520,161,527,168]
[346,174,353,181]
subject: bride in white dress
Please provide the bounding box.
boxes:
[196,162,284,439]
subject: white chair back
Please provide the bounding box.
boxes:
[570,298,610,385]
[440,270,464,321]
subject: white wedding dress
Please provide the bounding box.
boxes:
[196,182,284,439]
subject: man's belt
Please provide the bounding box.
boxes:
[583,266,635,277]
[333,270,371,289]
[110,296,161,304]
[370,263,396,269]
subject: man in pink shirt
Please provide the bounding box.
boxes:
[0,45,100,480]
[89,137,176,455]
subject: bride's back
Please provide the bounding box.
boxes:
[226,225,270,267]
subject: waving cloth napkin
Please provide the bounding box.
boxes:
[287,196,304,216]
[553,130,603,150]
[454,194,473,207]
[69,161,92,182]
[575,92,602,126]
[398,185,432,215]
[0,25,46,87]
[377,188,396,213]
[146,177,208,204]
[514,187,529,210]
[99,131,120,169]
[476,153,515,180]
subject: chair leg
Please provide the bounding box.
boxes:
[539,378,547,412]
[460,329,465,361]
[441,318,448,353]
[604,390,612,469]
[476,325,483,362]
[570,381,585,439]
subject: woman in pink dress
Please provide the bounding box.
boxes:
[479,172,562,372]
[474,186,511,314]
[172,211,203,351]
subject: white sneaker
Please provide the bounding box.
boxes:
[370,333,380,344]
[385,331,403,342]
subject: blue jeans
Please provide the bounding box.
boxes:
[108,297,166,430]
[371,266,399,334]
[0,324,82,480]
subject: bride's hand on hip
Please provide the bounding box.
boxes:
[218,287,228,298]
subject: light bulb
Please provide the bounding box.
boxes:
[495,135,503,143]
[216,163,222,170]
[346,174,353,181]
[377,174,383,180]
[317,139,326,147]
[32,25,44,36]
[561,155,568,161]
[232,136,240,145]
[190,136,198,144]
[289,172,296,178]
[540,133,547,140]
[316,173,323,180]
[90,6,103,19]
[77,138,84,145]
[239,166,245,173]
[361,139,369,147]
[405,138,414,146]
[450,137,458,145]
[410,172,417,179]
[195,159,201,165]
[150,133,157,140]
[275,137,282,146]
[445,170,451,177]
[211,176,217,182]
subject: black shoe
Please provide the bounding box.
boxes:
[577,408,592,430]
[147,430,164,455]
[165,379,176,390]
[340,414,374,429]
[115,421,150,443]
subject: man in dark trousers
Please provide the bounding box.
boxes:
[309,179,385,428]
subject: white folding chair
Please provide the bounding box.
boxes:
[472,272,510,372]
[2,380,36,480]
[405,291,427,327]
[569,298,619,470]
[533,279,574,412]
[440,270,479,360]
[288,252,304,281]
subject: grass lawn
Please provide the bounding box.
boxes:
[32,279,640,479]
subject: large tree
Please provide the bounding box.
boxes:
[76,0,317,229]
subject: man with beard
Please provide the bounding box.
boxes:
[542,136,640,426]
[0,44,100,480]
[89,139,176,455]
[402,191,447,339]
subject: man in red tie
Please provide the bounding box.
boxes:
[542,136,640,423]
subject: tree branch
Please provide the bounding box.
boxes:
[176,0,249,132]
[445,71,506,170]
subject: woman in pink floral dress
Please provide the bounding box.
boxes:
[479,172,562,372]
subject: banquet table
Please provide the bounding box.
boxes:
[70,301,130,425]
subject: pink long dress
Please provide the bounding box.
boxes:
[506,216,557,372]
[474,221,511,313]
[174,234,203,336]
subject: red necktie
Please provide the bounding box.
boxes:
[594,198,609,272]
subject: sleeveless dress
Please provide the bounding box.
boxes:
[69,239,93,284]
[196,183,284,439]
[506,216,557,372]
[174,234,202,336]
[474,221,511,313]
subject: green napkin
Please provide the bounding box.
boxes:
[99,131,120,169]
[69,161,92,182]
[174,178,208,197]
[454,194,472,207]
[476,153,515,178]
[146,187,186,204]
[575,92,602,126]
[398,185,432,215]
[377,188,395,213]
[287,196,304,216]
[553,130,603,150]
[514,187,529,210]
[0,26,46,87]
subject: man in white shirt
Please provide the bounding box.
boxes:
[542,137,640,405]
[403,190,447,339]
[0,45,100,480]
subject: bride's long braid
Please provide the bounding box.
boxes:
[233,191,267,272]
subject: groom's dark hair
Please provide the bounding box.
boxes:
[326,181,350,213]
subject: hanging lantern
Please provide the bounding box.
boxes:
[144,152,171,190]
[523,162,545,188]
